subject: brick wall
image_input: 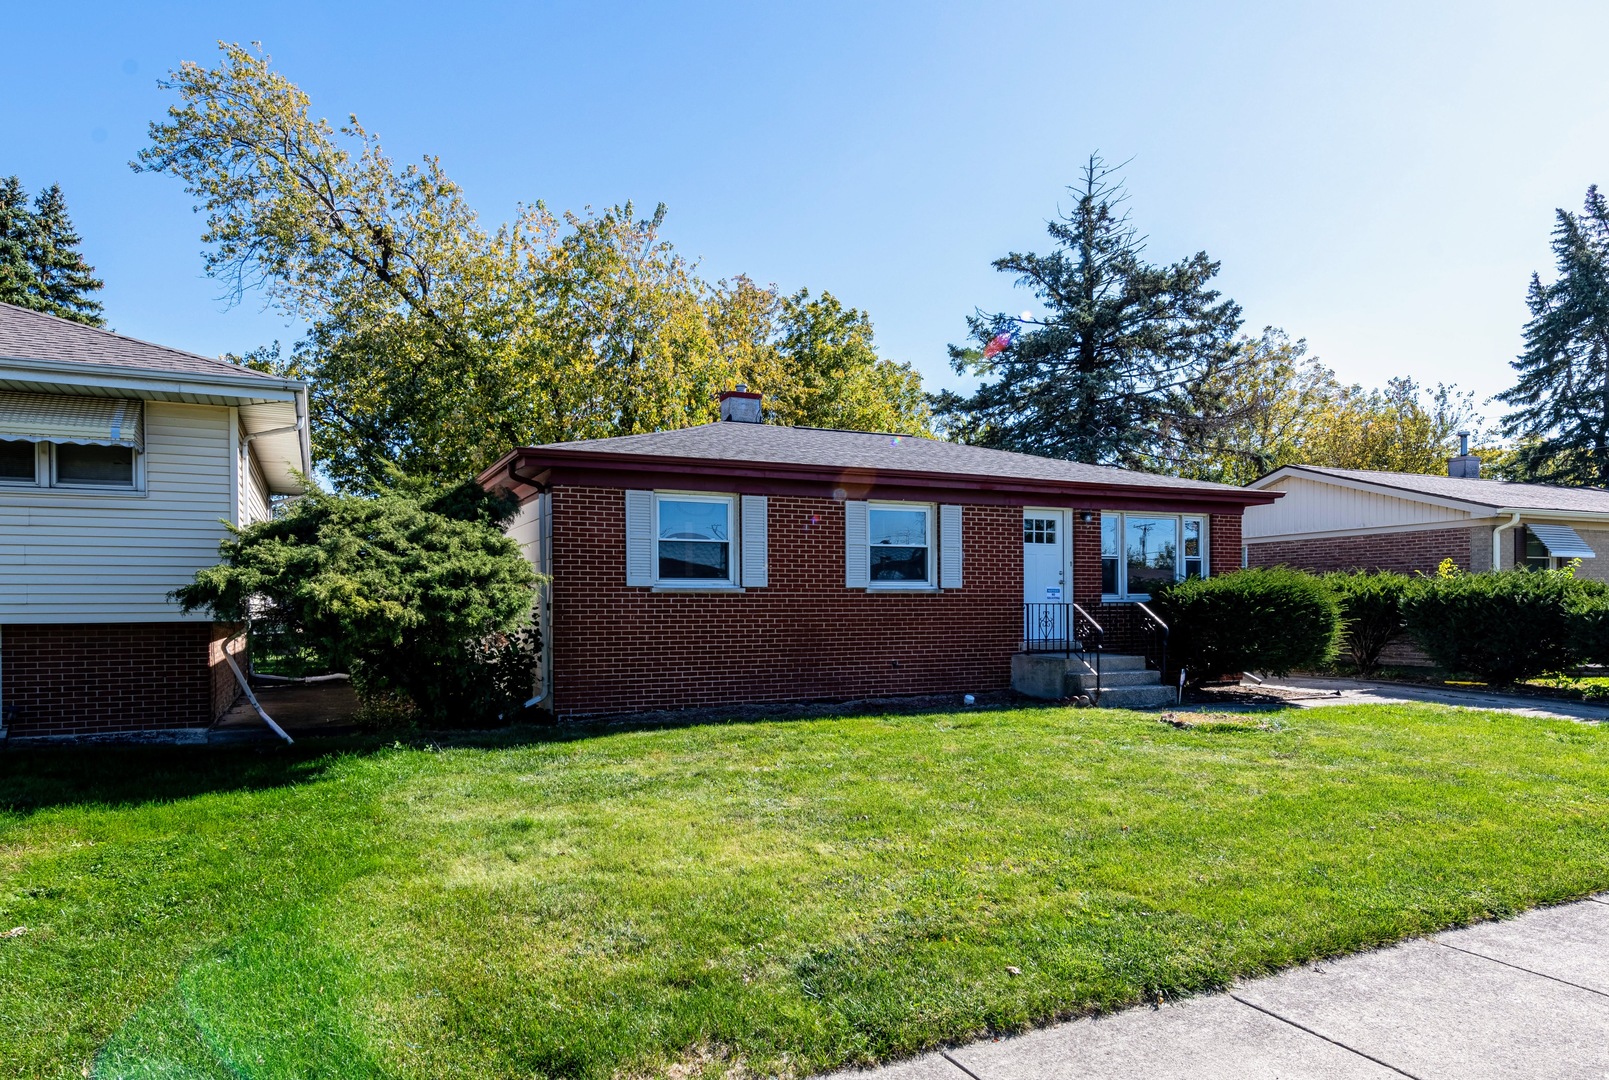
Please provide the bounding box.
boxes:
[210,623,246,720]
[1,622,219,737]
[1245,527,1476,575]
[551,489,1247,717]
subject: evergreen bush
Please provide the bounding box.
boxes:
[1401,570,1598,684]
[1323,570,1415,674]
[174,479,540,726]
[1151,568,1340,683]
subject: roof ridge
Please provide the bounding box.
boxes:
[0,300,282,382]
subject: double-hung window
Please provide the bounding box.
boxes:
[655,493,735,585]
[0,439,137,489]
[868,502,933,586]
[1101,512,1208,600]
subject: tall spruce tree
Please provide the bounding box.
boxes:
[932,155,1245,468]
[1497,185,1609,486]
[0,177,105,325]
[26,184,104,326]
[0,176,39,307]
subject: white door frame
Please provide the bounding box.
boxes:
[1022,507,1074,603]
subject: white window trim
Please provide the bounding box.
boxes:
[866,500,936,590]
[1100,511,1208,602]
[652,491,737,588]
[0,441,143,492]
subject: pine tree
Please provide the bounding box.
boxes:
[932,155,1245,468]
[1497,185,1609,488]
[0,175,40,308]
[26,184,103,326]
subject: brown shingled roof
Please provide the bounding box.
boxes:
[1269,464,1609,514]
[0,301,283,382]
[528,422,1249,493]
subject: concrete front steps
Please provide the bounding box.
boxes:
[1010,651,1178,708]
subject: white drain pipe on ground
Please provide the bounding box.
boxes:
[224,647,294,744]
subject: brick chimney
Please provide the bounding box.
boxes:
[1447,431,1481,478]
[719,385,762,423]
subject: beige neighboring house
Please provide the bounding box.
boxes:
[1243,442,1609,579]
[0,301,311,738]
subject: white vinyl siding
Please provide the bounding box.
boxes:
[241,446,272,525]
[0,401,234,623]
[1243,475,1471,540]
[939,504,963,588]
[740,495,768,588]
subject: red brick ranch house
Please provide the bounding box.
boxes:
[479,390,1279,718]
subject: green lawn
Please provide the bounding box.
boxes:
[3,704,1608,1079]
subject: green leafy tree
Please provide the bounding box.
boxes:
[934,154,1245,468]
[708,282,928,433]
[1497,184,1609,486]
[1178,331,1485,484]
[25,185,104,325]
[137,43,927,491]
[173,480,539,724]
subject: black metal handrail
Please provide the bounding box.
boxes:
[1135,601,1169,676]
[1023,602,1104,702]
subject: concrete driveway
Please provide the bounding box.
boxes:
[1251,675,1609,723]
[831,896,1609,1080]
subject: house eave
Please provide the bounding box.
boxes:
[481,446,1283,512]
[0,355,306,403]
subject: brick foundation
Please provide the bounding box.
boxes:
[550,488,1245,717]
[1,621,235,737]
[1245,527,1476,575]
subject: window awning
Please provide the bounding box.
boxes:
[1529,523,1597,559]
[0,391,144,449]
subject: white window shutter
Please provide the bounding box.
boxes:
[740,495,768,587]
[844,500,869,588]
[625,490,654,586]
[940,504,963,588]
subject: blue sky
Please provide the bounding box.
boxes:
[6,1,1609,422]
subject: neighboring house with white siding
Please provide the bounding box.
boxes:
[0,302,311,738]
[1243,443,1609,580]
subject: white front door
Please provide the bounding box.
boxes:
[1023,509,1070,645]
[1023,509,1069,599]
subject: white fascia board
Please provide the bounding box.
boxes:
[1249,465,1498,516]
[1244,516,1508,544]
[0,356,305,403]
[1493,508,1609,525]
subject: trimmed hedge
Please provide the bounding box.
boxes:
[1323,570,1413,674]
[1152,568,1340,683]
[1401,570,1604,685]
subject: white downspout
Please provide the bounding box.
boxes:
[1492,512,1523,571]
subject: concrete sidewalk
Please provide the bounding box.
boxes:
[1251,675,1609,724]
[834,896,1609,1080]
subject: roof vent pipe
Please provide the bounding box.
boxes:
[719,386,762,423]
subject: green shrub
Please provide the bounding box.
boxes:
[174,479,540,727]
[1151,568,1340,683]
[1323,571,1414,674]
[1401,570,1597,684]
